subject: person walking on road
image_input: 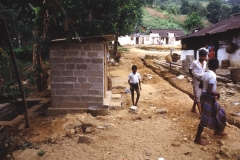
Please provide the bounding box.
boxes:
[128,65,141,107]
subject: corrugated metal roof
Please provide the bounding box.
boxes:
[150,29,185,38]
[182,14,240,39]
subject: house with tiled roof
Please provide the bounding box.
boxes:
[150,29,185,45]
[180,13,240,67]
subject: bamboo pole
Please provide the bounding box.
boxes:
[2,19,30,128]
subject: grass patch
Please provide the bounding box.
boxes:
[117,47,129,52]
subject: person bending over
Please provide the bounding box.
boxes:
[194,58,228,145]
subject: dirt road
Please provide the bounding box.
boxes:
[11,46,240,160]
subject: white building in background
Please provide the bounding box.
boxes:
[149,29,185,46]
[118,34,151,46]
[118,29,185,46]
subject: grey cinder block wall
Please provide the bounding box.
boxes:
[49,38,106,112]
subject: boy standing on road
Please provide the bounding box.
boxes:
[194,58,228,145]
[128,65,141,107]
[189,49,207,116]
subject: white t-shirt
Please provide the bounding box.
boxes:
[190,59,206,79]
[202,70,217,92]
[128,72,141,84]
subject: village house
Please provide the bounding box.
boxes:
[47,35,115,114]
[180,13,240,68]
[149,29,185,45]
[118,29,184,46]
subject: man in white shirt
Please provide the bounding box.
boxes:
[128,65,141,106]
[189,49,207,116]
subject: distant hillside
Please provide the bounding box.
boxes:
[142,7,211,34]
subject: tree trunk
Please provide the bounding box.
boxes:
[113,32,119,56]
[32,42,43,66]
[32,43,37,66]
[34,42,44,91]
[2,19,30,128]
[32,31,43,92]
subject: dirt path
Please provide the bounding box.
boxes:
[11,46,240,160]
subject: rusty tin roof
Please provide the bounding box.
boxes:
[181,13,240,39]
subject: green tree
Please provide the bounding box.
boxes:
[1,0,68,91]
[219,4,231,21]
[53,0,144,37]
[145,0,154,5]
[188,2,207,18]
[167,5,177,15]
[229,5,240,16]
[180,0,189,15]
[206,0,222,23]
[184,12,203,32]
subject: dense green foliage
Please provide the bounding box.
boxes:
[184,12,203,32]
[188,2,207,17]
[146,0,240,18]
[229,5,240,16]
[48,0,145,38]
[206,0,222,23]
[180,0,189,15]
[143,0,240,33]
[219,4,231,21]
[2,0,145,38]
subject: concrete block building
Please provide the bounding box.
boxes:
[48,35,115,113]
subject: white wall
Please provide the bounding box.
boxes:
[180,50,194,60]
[118,35,135,45]
[218,48,240,67]
[149,33,160,45]
[168,33,174,38]
[173,39,181,46]
[230,49,240,67]
[143,36,152,45]
[217,48,230,67]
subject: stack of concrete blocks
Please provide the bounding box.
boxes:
[49,39,105,113]
[103,91,112,107]
[104,90,122,110]
[110,93,122,110]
